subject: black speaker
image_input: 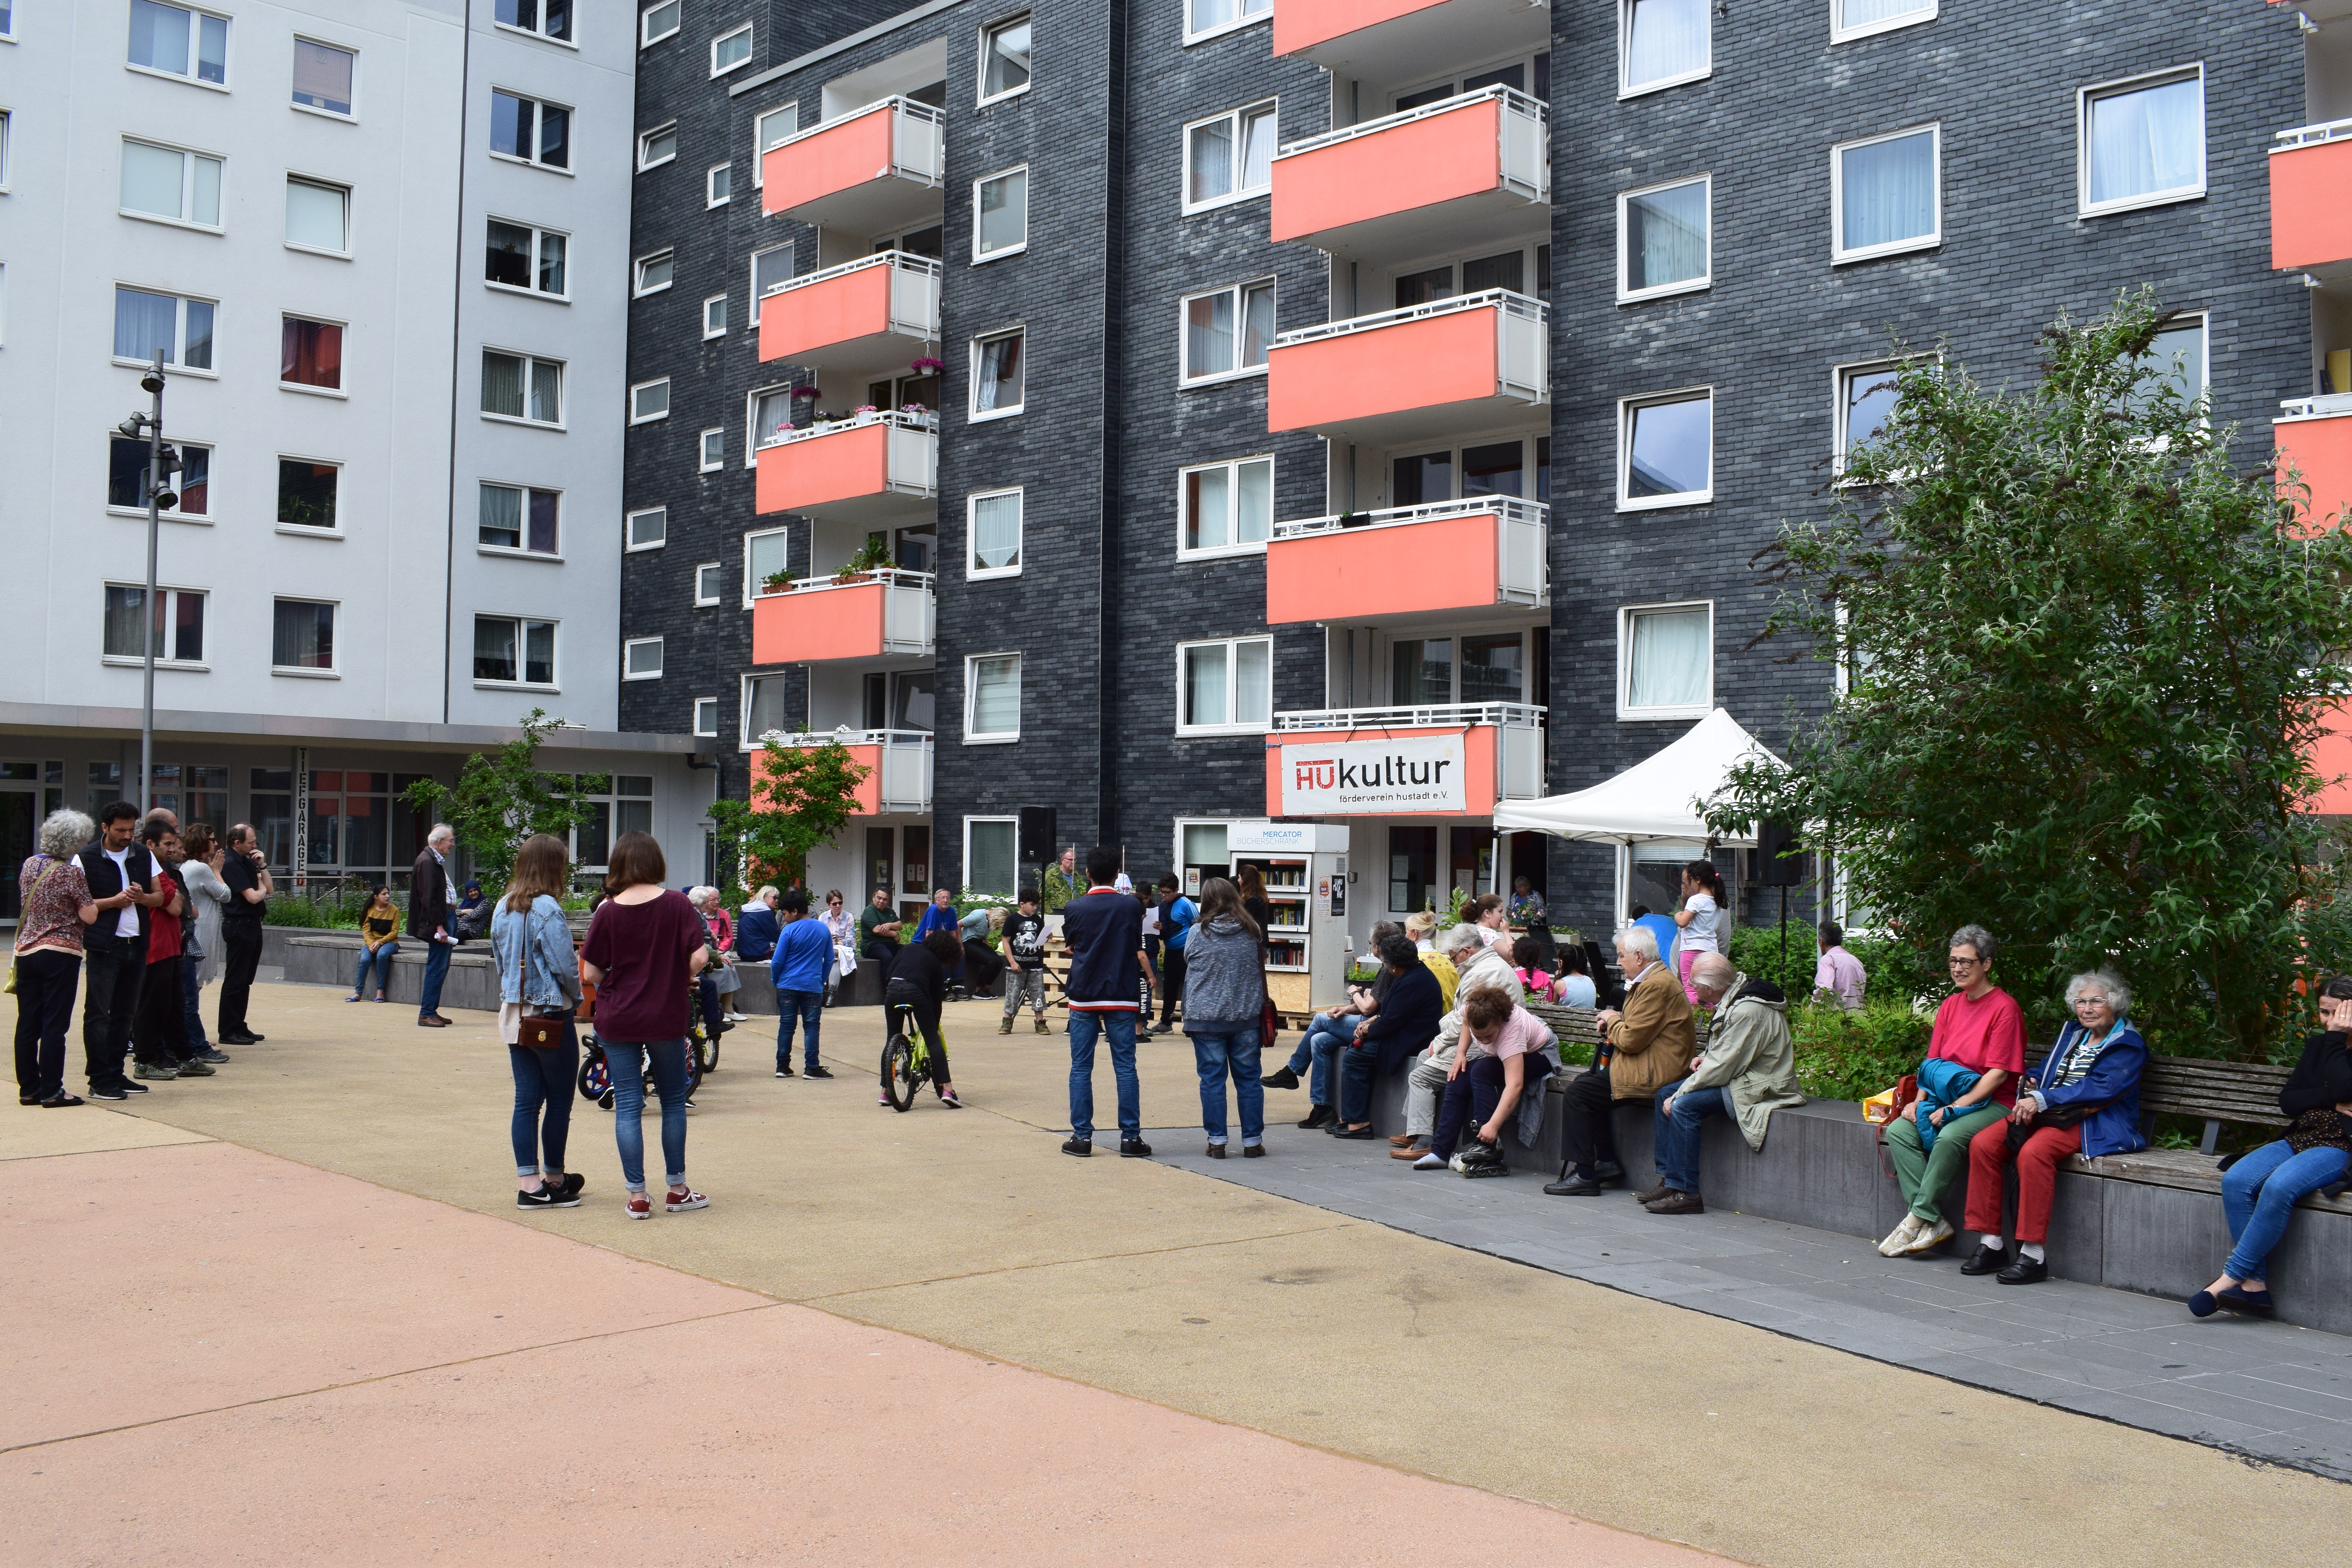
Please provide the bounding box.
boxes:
[1018,806,1057,864]
[1755,820,1804,886]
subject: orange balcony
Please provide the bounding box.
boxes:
[754,411,937,526]
[1275,0,1550,83]
[762,96,944,234]
[2279,396,2352,532]
[1272,86,1546,263]
[1267,497,1546,627]
[2271,121,2352,272]
[1263,704,1544,817]
[752,729,932,815]
[1267,290,1546,445]
[758,251,941,386]
[751,569,935,666]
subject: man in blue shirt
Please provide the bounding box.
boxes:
[735,886,780,964]
[1152,875,1197,1036]
[769,887,836,1079]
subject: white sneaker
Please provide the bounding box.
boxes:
[1878,1214,1926,1257]
[1901,1217,1955,1255]
[724,1011,748,1023]
[1413,1152,1446,1171]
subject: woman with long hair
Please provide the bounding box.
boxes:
[1183,877,1268,1157]
[492,835,586,1209]
[347,885,401,1002]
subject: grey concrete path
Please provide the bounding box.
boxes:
[1143,1125,2352,1482]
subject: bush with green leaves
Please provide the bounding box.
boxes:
[399,709,606,900]
[1726,923,1944,1010]
[1789,1002,1934,1102]
[708,733,872,901]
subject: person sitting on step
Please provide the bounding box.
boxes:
[1635,952,1803,1216]
[1546,922,1694,1196]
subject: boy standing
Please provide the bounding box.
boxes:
[1060,847,1147,1158]
[769,888,836,1078]
[998,889,1050,1034]
[1152,874,1197,1036]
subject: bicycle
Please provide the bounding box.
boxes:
[878,998,934,1112]
[576,978,712,1109]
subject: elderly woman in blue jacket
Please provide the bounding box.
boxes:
[1957,967,2145,1284]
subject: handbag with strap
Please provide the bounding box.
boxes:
[518,1010,569,1050]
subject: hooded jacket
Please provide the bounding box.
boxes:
[1429,944,1525,1065]
[2025,1018,2149,1159]
[1678,974,1804,1150]
[1179,913,1265,1034]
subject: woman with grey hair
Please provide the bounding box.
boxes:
[13,809,100,1106]
[1878,924,2029,1257]
[1958,967,2147,1284]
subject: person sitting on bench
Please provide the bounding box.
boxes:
[1392,922,1519,1160]
[1266,920,1399,1117]
[1546,923,1694,1196]
[1637,953,1803,1215]
[1331,933,1442,1140]
[1417,989,1549,1173]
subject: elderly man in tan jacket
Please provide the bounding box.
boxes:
[1544,922,1695,1196]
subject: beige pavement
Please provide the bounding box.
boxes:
[6,982,2348,1565]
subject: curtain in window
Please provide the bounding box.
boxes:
[281,319,342,387]
[1185,645,1230,726]
[976,334,1023,411]
[179,447,210,515]
[1188,293,1235,376]
[482,352,524,417]
[1235,640,1271,726]
[1241,110,1276,192]
[119,142,185,219]
[969,821,1016,896]
[2087,78,2200,205]
[1628,396,1711,497]
[114,287,177,364]
[972,491,1020,569]
[744,677,788,740]
[971,656,1020,734]
[1235,460,1271,544]
[292,40,353,113]
[1626,181,1707,290]
[474,617,518,682]
[103,587,148,659]
[528,490,558,553]
[1460,250,1523,295]
[1839,0,1930,27]
[1189,118,1234,203]
[537,232,566,294]
[1627,610,1708,709]
[486,220,532,287]
[479,485,522,547]
[273,602,333,668]
[1840,131,1935,250]
[1625,0,1708,89]
[524,622,554,686]
[286,180,347,251]
[528,360,561,423]
[1241,284,1275,367]
[1186,466,1229,549]
[752,390,792,446]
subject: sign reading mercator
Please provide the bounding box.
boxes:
[1279,734,1466,815]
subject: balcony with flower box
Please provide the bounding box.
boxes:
[753,728,933,815]
[2272,119,2352,274]
[755,410,937,526]
[751,567,935,668]
[759,251,941,387]
[762,96,945,234]
[1274,0,1550,84]
[1266,290,1546,445]
[1262,703,1544,817]
[1271,85,1547,265]
[1267,497,1546,628]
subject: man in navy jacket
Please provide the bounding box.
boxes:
[1060,845,1148,1160]
[1334,932,1443,1138]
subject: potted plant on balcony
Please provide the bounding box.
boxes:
[831,538,895,587]
[909,357,944,375]
[760,568,797,595]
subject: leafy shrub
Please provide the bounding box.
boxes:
[1727,923,1945,1011]
[260,877,387,930]
[1789,1000,1932,1103]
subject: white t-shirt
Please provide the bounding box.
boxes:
[106,845,140,939]
[1681,893,1722,955]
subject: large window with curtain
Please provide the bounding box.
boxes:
[1833,125,1939,262]
[271,599,336,671]
[966,819,1018,897]
[478,483,559,553]
[1184,101,1276,211]
[1619,176,1709,300]
[291,37,354,114]
[2080,67,2203,215]
[472,615,556,686]
[1620,0,1708,96]
[1178,637,1272,735]
[1619,603,1712,718]
[1186,0,1268,44]
[114,285,215,369]
[481,349,563,425]
[1181,280,1274,383]
[1179,456,1272,557]
[967,488,1022,578]
[966,653,1022,741]
[971,328,1026,418]
[284,176,349,253]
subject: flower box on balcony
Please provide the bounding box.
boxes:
[751,569,935,666]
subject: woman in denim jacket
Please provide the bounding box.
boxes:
[491,833,585,1210]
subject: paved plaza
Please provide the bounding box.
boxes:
[6,982,2350,1566]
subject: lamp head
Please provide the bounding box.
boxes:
[117,415,146,439]
[140,372,165,394]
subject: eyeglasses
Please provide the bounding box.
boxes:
[1948,957,1982,970]
[2072,996,2110,1009]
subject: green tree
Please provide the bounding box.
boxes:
[707,734,872,898]
[1711,290,2352,1060]
[399,710,606,895]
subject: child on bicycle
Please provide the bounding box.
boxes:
[883,929,962,1108]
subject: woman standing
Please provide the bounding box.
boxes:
[1184,877,1267,1158]
[177,825,231,1058]
[579,832,713,1219]
[347,887,401,1002]
[13,809,97,1107]
[492,834,586,1210]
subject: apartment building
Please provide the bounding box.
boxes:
[0,0,704,903]
[630,0,2339,942]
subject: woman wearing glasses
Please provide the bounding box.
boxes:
[1878,925,2028,1258]
[820,890,856,1005]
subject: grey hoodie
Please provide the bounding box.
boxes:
[1180,914,1266,1034]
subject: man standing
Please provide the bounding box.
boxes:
[1041,847,1083,914]
[77,802,163,1099]
[768,887,835,1079]
[857,886,904,965]
[1813,921,1868,1010]
[1151,874,1196,1036]
[409,823,458,1028]
[130,820,205,1080]
[215,823,270,1045]
[1545,923,1694,1196]
[1060,845,1148,1159]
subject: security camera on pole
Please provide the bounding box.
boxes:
[116,352,181,812]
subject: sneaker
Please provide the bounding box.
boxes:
[91,1085,129,1100]
[119,1080,149,1093]
[1900,1218,1956,1255]
[624,1193,653,1220]
[517,1185,582,1209]
[1034,1018,1050,1035]
[804,1063,833,1080]
[1061,1136,1093,1158]
[1878,1214,1927,1257]
[998,1019,1014,1034]
[173,1057,216,1077]
[664,1187,710,1213]
[1412,1152,1446,1171]
[197,1049,230,1064]
[1262,1065,1301,1091]
[132,1062,178,1081]
[724,1011,749,1023]
[774,1065,795,1078]
[936,1088,961,1107]
[555,1173,585,1200]
[1119,1138,1153,1158]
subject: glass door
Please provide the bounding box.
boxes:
[0,786,35,922]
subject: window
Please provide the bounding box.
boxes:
[490,89,569,169]
[966,653,1022,741]
[474,615,556,686]
[120,139,222,228]
[1180,456,1272,556]
[710,24,751,76]
[478,483,559,553]
[1178,637,1272,734]
[637,122,678,171]
[741,674,789,744]
[1185,102,1275,210]
[1390,436,1546,503]
[693,563,726,605]
[103,585,206,664]
[626,506,667,551]
[0,2,14,40]
[967,487,1022,577]
[0,110,10,191]
[700,428,724,471]
[748,244,792,323]
[485,219,567,297]
[1388,826,1438,913]
[284,177,350,254]
[634,249,674,295]
[744,527,786,602]
[1181,281,1273,383]
[1619,176,1709,301]
[1186,0,1269,44]
[128,2,227,85]
[279,316,343,390]
[971,328,1026,418]
[495,0,571,44]
[271,599,336,672]
[1834,361,1906,474]
[482,350,564,425]
[623,637,663,680]
[702,294,728,338]
[109,437,211,516]
[1833,125,1939,262]
[2125,314,2208,414]
[641,1,680,47]
[2081,67,2205,216]
[291,39,355,115]
[692,697,719,737]
[1619,602,1712,718]
[974,167,1028,260]
[630,379,670,424]
[1833,0,1935,43]
[1621,0,1708,96]
[752,104,797,187]
[749,385,795,454]
[965,819,1018,897]
[113,287,214,370]
[980,14,1031,103]
[277,457,339,530]
[707,162,731,205]
[1619,389,1713,509]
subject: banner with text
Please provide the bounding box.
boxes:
[1279,733,1467,815]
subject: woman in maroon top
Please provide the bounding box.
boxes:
[14,809,100,1107]
[580,832,712,1219]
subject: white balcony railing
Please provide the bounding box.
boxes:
[759,727,934,813]
[1272,497,1548,608]
[764,248,944,334]
[1272,289,1549,405]
[2274,117,2352,150]
[2280,392,2352,421]
[771,94,946,185]
[1274,83,1548,205]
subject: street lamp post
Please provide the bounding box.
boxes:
[119,354,176,813]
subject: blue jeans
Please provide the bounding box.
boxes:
[419,938,451,1016]
[1653,1082,1734,1194]
[775,988,822,1069]
[1292,1015,1351,1106]
[1067,1008,1140,1142]
[606,1038,691,1192]
[2222,1139,2351,1281]
[353,942,397,997]
[180,954,210,1051]
[509,1024,578,1178]
[1191,1027,1263,1146]
[1338,1041,1379,1124]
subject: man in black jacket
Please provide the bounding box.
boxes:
[408,824,458,1027]
[216,823,272,1045]
[76,801,166,1099]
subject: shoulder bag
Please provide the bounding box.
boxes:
[518,1010,570,1049]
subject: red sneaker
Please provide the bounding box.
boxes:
[664,1187,709,1213]
[624,1192,653,1220]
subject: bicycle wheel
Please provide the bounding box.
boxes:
[697,1031,720,1076]
[578,1044,611,1104]
[880,1032,917,1112]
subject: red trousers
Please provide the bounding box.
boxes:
[1963,1120,2082,1243]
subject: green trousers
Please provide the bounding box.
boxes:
[1884,1104,2007,1223]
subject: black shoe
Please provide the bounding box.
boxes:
[1594,1160,1626,1183]
[774,1064,795,1078]
[1996,1255,2049,1286]
[1061,1137,1093,1158]
[1298,1103,1335,1129]
[1262,1065,1300,1091]
[2217,1286,2275,1318]
[516,1185,582,1209]
[804,1063,833,1079]
[1242,1143,1265,1158]
[555,1173,586,1200]
[18,1095,36,1107]
[1544,1175,1606,1196]
[118,1080,149,1093]
[1120,1138,1153,1158]
[1960,1243,2007,1276]
[39,1093,86,1108]
[222,1031,264,1044]
[91,1085,129,1100]
[1330,1124,1376,1140]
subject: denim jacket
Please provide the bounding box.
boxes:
[491,894,579,1011]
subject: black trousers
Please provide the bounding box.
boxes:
[13,949,80,1101]
[132,956,190,1065]
[218,919,262,1036]
[81,943,143,1090]
[1558,1066,1622,1174]
[862,936,900,967]
[885,978,950,1088]
[1157,947,1186,1028]
[961,938,1005,995]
